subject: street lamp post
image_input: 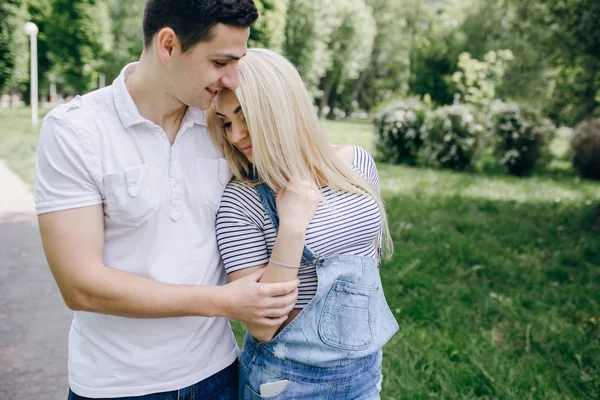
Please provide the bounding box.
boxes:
[23,22,39,127]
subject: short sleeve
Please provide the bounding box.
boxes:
[352,146,381,194]
[216,183,270,274]
[34,116,103,214]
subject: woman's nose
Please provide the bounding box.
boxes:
[229,125,247,143]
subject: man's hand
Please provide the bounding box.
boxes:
[219,268,299,327]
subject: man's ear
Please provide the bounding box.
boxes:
[155,27,181,64]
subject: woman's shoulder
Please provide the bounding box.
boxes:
[331,144,355,168]
[218,179,265,219]
[331,144,375,170]
[222,179,260,203]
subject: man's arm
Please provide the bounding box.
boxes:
[39,205,298,326]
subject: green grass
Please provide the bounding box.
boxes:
[2,108,599,398]
[0,107,47,184]
[322,117,376,153]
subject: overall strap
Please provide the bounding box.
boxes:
[253,182,319,265]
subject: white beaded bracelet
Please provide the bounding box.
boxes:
[269,259,300,269]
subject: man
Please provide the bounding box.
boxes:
[34,1,299,399]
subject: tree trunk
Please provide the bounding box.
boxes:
[318,71,338,119]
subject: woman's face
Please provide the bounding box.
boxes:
[214,89,253,163]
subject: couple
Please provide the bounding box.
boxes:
[34,1,398,399]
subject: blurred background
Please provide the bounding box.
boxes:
[0,0,599,399]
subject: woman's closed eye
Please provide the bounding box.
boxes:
[222,121,232,130]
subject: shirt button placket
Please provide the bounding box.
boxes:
[170,145,183,222]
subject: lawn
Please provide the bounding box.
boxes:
[0,107,46,184]
[2,108,599,398]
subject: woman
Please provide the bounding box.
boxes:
[209,48,398,399]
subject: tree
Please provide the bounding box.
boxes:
[317,0,376,119]
[459,0,553,111]
[357,0,412,112]
[451,49,514,108]
[284,0,340,98]
[104,0,145,82]
[250,0,288,52]
[45,0,112,94]
[0,0,29,93]
[26,0,53,98]
[537,0,600,124]
[406,0,471,106]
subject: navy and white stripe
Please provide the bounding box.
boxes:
[216,146,382,308]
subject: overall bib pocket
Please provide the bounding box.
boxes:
[318,280,377,351]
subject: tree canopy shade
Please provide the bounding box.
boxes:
[0,0,597,125]
[0,0,29,91]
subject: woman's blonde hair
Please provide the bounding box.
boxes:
[207,48,393,259]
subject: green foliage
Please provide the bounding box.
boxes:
[538,0,600,125]
[249,0,287,52]
[420,104,484,170]
[318,0,376,118]
[45,0,112,94]
[104,0,145,82]
[452,50,514,107]
[571,118,600,180]
[0,0,29,91]
[358,0,411,111]
[459,0,553,110]
[491,102,555,176]
[284,0,376,116]
[26,0,53,95]
[284,0,338,98]
[406,0,469,106]
[373,99,428,165]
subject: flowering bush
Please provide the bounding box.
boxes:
[419,105,484,171]
[571,118,600,180]
[492,103,555,176]
[373,99,428,165]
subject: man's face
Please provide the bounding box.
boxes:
[170,23,249,110]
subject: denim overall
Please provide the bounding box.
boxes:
[238,182,399,400]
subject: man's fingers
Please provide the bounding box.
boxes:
[261,315,288,327]
[262,302,295,319]
[261,279,300,297]
[263,288,298,310]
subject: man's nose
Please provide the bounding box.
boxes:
[221,64,240,91]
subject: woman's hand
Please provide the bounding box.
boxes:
[276,178,322,234]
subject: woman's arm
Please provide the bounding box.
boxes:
[228,178,321,341]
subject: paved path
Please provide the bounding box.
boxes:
[0,160,71,399]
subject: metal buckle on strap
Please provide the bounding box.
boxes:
[308,253,321,266]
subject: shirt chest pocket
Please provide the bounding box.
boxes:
[195,158,231,211]
[102,164,159,227]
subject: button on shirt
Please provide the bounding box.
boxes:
[34,63,237,398]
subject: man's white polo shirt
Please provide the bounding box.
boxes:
[34,64,237,398]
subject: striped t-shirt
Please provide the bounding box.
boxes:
[215,145,382,308]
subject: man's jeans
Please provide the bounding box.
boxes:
[68,360,238,400]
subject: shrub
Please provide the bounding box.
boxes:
[373,99,428,165]
[419,105,484,171]
[571,118,600,180]
[491,103,555,176]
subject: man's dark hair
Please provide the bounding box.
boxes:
[143,0,258,52]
